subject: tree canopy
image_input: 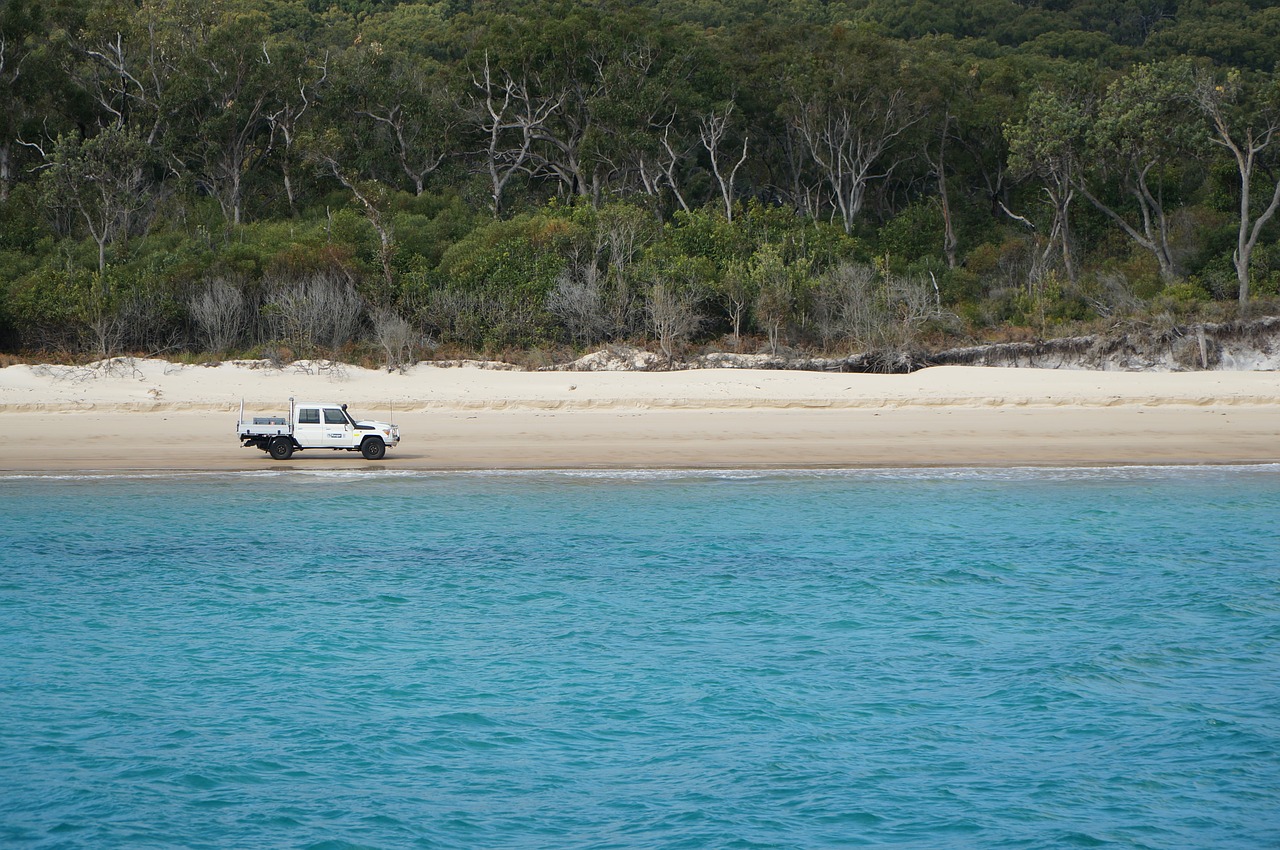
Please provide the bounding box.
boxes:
[1,0,1278,358]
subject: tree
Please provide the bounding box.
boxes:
[472,9,694,209]
[73,0,210,149]
[925,110,961,269]
[712,257,756,351]
[333,44,458,197]
[0,0,67,202]
[38,125,152,279]
[609,30,701,215]
[312,144,398,292]
[1006,86,1089,283]
[698,101,749,221]
[1194,67,1280,307]
[550,202,654,343]
[181,11,277,226]
[636,115,693,214]
[644,264,702,364]
[467,51,557,215]
[1081,61,1206,282]
[749,244,801,354]
[787,32,923,234]
[264,43,327,214]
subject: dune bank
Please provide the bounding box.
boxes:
[0,359,1276,471]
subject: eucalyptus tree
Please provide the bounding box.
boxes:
[467,9,685,209]
[698,101,749,221]
[1193,66,1280,307]
[636,114,694,214]
[785,29,924,234]
[516,11,617,203]
[952,55,1032,225]
[749,243,805,354]
[0,0,69,201]
[264,41,327,215]
[38,124,152,279]
[1080,60,1206,282]
[591,23,705,211]
[1005,86,1090,283]
[179,9,278,226]
[712,256,756,350]
[329,42,458,197]
[912,40,972,268]
[626,22,743,218]
[466,49,554,215]
[71,0,208,148]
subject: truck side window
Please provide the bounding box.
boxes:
[298,408,320,424]
[324,408,347,425]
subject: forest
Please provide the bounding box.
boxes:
[2,0,1279,366]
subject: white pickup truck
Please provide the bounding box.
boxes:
[238,399,401,460]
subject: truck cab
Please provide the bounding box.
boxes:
[294,403,359,449]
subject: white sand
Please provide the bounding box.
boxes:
[1,359,1277,471]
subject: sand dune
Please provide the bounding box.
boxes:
[1,358,1277,471]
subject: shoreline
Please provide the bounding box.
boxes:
[5,463,1279,481]
[1,360,1277,472]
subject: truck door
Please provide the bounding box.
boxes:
[293,406,324,447]
[321,406,353,448]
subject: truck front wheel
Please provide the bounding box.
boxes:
[269,437,295,460]
[361,437,386,460]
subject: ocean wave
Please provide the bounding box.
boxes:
[3,463,1277,484]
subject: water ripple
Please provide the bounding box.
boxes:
[2,470,1278,848]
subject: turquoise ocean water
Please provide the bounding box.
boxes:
[1,467,1278,849]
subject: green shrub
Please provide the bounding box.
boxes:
[877,201,945,270]
[1154,280,1211,317]
[435,212,571,300]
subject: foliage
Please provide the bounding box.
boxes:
[0,0,1278,357]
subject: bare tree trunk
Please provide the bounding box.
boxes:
[471,54,557,216]
[928,115,959,269]
[657,121,691,213]
[1228,154,1280,308]
[1078,166,1179,282]
[793,89,920,234]
[1060,187,1077,284]
[699,104,747,221]
[267,55,327,218]
[282,165,296,214]
[1195,71,1280,308]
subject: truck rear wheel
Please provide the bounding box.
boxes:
[361,437,386,460]
[269,437,294,460]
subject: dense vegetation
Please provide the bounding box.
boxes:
[2,0,1279,365]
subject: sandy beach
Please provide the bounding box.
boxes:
[0,358,1276,471]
